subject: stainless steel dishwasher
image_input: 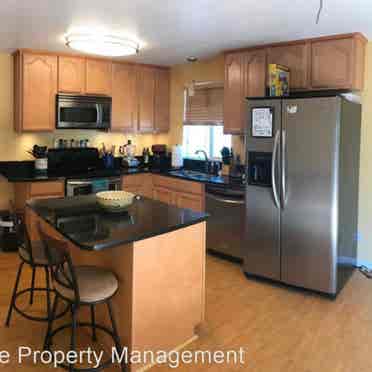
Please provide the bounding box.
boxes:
[206,184,245,262]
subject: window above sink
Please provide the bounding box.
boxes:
[182,125,231,160]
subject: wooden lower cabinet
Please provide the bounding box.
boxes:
[121,174,153,198]
[14,180,65,212]
[152,175,205,212]
[153,186,174,205]
[174,191,204,212]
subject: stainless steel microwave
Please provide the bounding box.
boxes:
[56,94,111,130]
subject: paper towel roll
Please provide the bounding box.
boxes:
[172,145,183,168]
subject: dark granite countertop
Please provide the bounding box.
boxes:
[0,161,245,189]
[27,194,209,250]
[0,161,151,182]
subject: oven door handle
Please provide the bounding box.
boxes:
[206,192,245,205]
[67,181,92,186]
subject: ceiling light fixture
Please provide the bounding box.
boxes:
[65,33,139,57]
[186,56,198,63]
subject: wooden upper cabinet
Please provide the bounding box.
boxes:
[224,52,245,135]
[137,66,156,133]
[111,63,138,132]
[154,69,170,133]
[268,43,310,90]
[224,32,366,99]
[58,56,85,93]
[85,59,112,95]
[245,49,267,97]
[311,35,366,90]
[15,52,57,132]
[224,49,266,134]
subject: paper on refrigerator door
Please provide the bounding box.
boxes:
[251,107,273,137]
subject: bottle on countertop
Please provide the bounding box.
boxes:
[125,140,136,157]
[146,148,150,164]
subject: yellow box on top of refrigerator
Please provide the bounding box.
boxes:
[268,64,290,97]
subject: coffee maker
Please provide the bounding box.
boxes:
[151,145,171,170]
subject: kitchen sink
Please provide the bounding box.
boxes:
[168,169,214,181]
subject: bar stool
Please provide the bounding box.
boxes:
[39,227,126,372]
[5,224,68,327]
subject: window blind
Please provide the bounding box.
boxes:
[184,85,224,125]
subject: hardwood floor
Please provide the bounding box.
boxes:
[1,252,372,371]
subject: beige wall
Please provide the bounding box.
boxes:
[358,42,372,265]
[0,53,169,209]
[169,53,245,159]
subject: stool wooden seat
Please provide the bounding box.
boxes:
[55,265,118,304]
[39,226,126,372]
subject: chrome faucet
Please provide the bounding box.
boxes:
[195,150,209,173]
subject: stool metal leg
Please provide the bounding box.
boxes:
[70,304,78,372]
[29,267,36,305]
[107,300,126,372]
[5,262,25,327]
[90,305,97,342]
[44,267,51,321]
[44,294,59,350]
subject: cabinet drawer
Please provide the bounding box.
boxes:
[153,186,174,205]
[29,181,65,197]
[122,174,152,198]
[122,186,140,195]
[174,191,204,212]
[152,175,203,195]
[122,174,146,188]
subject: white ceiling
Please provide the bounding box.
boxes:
[0,0,371,66]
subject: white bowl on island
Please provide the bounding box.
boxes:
[96,190,135,212]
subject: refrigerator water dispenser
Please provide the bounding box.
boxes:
[248,152,272,187]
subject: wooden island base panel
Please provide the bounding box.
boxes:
[27,208,206,372]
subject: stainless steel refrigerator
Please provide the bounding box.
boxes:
[244,94,361,296]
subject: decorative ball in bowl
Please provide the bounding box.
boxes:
[96,191,135,213]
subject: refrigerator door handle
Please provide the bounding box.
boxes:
[282,129,287,208]
[272,129,281,209]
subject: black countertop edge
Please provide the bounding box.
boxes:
[0,166,151,182]
[26,197,209,251]
[162,171,244,189]
[81,216,209,251]
[0,164,245,188]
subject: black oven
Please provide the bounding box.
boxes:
[56,94,111,130]
[66,178,121,196]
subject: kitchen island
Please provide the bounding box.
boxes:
[26,195,208,371]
